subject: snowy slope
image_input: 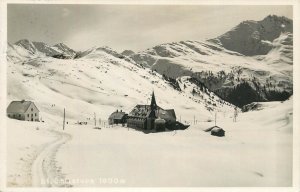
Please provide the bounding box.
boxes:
[210,15,292,56]
[35,97,294,187]
[7,97,292,187]
[258,32,293,69]
[7,52,292,186]
[6,45,236,186]
[121,49,135,56]
[10,39,76,59]
[32,41,61,56]
[130,21,293,107]
[52,43,77,57]
[7,48,233,124]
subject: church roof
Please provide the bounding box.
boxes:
[128,105,162,118]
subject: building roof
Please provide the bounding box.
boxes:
[211,127,225,133]
[7,100,37,113]
[128,105,163,118]
[204,125,224,132]
[128,105,176,122]
[157,109,176,122]
[109,111,127,120]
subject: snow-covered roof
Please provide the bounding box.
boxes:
[7,100,38,113]
[157,109,176,122]
[128,105,176,121]
[129,105,157,118]
[211,127,225,133]
[204,126,224,132]
[109,111,127,120]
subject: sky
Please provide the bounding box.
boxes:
[7,4,292,52]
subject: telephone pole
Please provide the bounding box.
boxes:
[63,108,65,130]
[94,112,96,127]
[215,112,217,126]
[194,115,195,125]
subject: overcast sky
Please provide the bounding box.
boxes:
[7,4,292,52]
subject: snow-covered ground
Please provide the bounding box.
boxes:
[7,97,292,187]
[5,40,292,187]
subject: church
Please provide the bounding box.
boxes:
[126,92,177,132]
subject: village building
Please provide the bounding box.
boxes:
[126,92,177,132]
[7,100,40,121]
[108,110,127,125]
[211,127,225,137]
[204,125,225,137]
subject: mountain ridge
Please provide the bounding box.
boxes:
[12,39,77,59]
[7,15,293,108]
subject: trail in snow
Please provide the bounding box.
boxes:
[31,130,72,187]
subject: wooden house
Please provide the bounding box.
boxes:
[7,100,39,121]
[108,110,127,125]
[211,127,225,137]
[204,125,225,137]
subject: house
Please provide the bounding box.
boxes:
[126,91,177,132]
[108,110,127,125]
[204,125,225,137]
[7,100,39,121]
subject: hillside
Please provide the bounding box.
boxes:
[11,39,77,59]
[129,15,293,107]
[210,15,292,56]
[7,43,234,124]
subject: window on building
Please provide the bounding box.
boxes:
[27,114,29,117]
[8,114,10,117]
[35,113,37,116]
[19,114,21,118]
[31,108,33,111]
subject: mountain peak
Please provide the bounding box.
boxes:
[52,42,76,57]
[15,39,37,54]
[262,14,292,23]
[53,42,69,49]
[121,50,135,56]
[54,42,67,46]
[211,15,293,56]
[15,39,29,46]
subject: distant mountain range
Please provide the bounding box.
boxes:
[9,39,76,61]
[7,15,293,107]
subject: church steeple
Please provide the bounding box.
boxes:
[150,91,157,111]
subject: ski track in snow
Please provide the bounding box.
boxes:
[31,130,72,187]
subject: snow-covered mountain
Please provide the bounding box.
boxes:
[75,46,136,63]
[129,15,293,107]
[32,41,61,56]
[7,15,293,108]
[15,39,38,55]
[7,42,36,63]
[209,15,292,56]
[9,39,77,60]
[121,49,135,56]
[52,43,77,57]
[7,43,234,126]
